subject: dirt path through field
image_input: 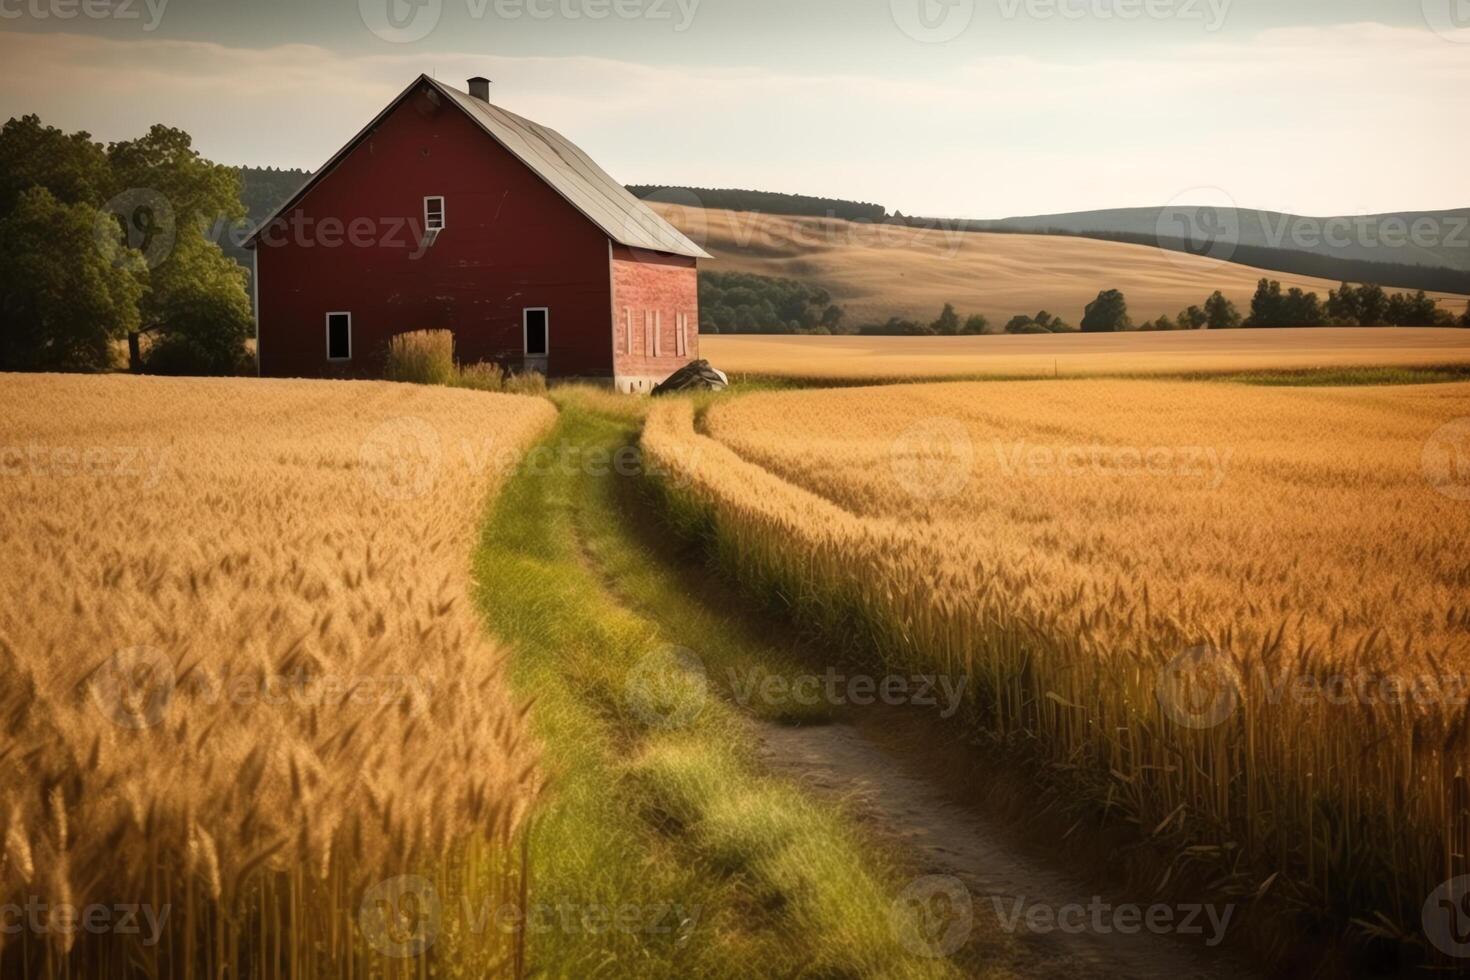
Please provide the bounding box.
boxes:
[578,416,1260,980]
[755,713,1248,980]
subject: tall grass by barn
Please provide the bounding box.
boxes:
[386,329,548,395]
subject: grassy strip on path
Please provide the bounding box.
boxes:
[473,389,1006,979]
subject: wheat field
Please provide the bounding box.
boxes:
[701,327,1470,381]
[643,379,1470,961]
[651,204,1470,326]
[0,375,556,978]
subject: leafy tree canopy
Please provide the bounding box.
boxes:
[699,271,845,335]
[0,187,145,372]
[0,115,110,214]
[1081,289,1130,332]
[1203,290,1241,329]
[1,115,254,375]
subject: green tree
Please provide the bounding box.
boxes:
[105,125,252,373]
[138,234,253,375]
[931,303,961,336]
[1461,301,1470,328]
[1384,289,1446,326]
[961,314,990,335]
[1245,280,1321,327]
[0,114,110,214]
[698,271,847,336]
[1283,287,1322,326]
[1324,282,1361,325]
[1081,289,1130,332]
[1244,279,1282,326]
[1002,315,1049,334]
[1356,283,1388,325]
[1176,305,1206,330]
[1202,291,1240,329]
[0,187,145,371]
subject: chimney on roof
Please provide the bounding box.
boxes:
[468,77,491,102]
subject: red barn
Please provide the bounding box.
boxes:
[246,74,707,392]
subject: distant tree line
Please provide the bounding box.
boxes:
[0,114,254,375]
[630,186,887,223]
[238,166,312,219]
[1081,281,1468,333]
[1151,280,1462,330]
[216,166,312,270]
[701,270,1468,337]
[699,271,846,334]
[857,303,991,336]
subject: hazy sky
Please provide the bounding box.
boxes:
[1,0,1466,217]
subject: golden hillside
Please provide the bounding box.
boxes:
[649,204,1469,327]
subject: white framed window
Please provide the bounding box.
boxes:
[424,196,446,232]
[524,307,549,357]
[624,308,633,356]
[654,311,663,357]
[644,311,654,354]
[326,312,352,361]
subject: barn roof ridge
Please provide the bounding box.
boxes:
[245,73,709,260]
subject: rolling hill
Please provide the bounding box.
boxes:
[966,206,1470,274]
[648,204,1470,329]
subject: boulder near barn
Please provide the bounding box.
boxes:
[247,75,708,392]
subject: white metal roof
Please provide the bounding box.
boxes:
[247,74,709,260]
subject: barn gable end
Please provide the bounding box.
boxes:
[251,75,703,386]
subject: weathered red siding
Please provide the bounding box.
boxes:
[610,245,699,393]
[256,81,615,380]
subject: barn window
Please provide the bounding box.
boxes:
[524,308,549,357]
[326,312,351,361]
[424,196,446,232]
[677,313,688,357]
[654,312,663,357]
[624,308,633,356]
[644,312,654,354]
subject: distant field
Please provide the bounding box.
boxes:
[0,375,554,976]
[650,204,1470,326]
[702,326,1470,380]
